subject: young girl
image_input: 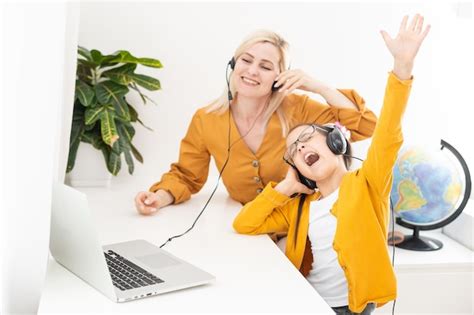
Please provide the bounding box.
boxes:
[233,15,430,314]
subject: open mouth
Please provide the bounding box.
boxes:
[304,152,320,166]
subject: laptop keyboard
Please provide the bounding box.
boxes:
[104,250,164,291]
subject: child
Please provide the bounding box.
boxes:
[233,15,430,314]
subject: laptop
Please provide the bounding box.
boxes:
[49,182,215,302]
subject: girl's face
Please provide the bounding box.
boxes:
[233,42,280,99]
[286,125,344,182]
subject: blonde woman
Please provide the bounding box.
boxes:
[135,30,377,214]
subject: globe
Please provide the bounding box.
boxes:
[390,140,471,251]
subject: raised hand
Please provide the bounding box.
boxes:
[380,14,430,79]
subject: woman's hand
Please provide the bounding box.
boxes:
[275,167,315,197]
[381,14,430,79]
[134,189,174,215]
[274,69,322,94]
[274,69,358,110]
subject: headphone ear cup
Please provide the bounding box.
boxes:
[326,127,347,155]
[271,81,279,92]
[229,57,236,70]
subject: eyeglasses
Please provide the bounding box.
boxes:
[283,124,329,166]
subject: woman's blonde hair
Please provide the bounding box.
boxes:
[206,30,291,136]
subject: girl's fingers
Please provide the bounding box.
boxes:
[421,24,431,40]
[415,15,424,33]
[380,30,392,46]
[399,15,408,32]
[409,14,419,31]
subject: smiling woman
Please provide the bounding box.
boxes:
[134,29,377,215]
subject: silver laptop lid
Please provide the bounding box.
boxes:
[50,182,116,301]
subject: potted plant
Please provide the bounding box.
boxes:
[67,46,162,183]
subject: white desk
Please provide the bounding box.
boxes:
[38,183,333,314]
[378,226,473,314]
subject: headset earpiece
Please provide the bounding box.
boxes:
[271,81,279,92]
[326,125,347,155]
[228,57,236,71]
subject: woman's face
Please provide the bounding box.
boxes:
[286,125,344,182]
[233,42,280,99]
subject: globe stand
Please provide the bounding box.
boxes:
[396,226,443,251]
[392,139,471,252]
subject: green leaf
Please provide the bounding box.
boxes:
[113,97,131,121]
[111,142,121,155]
[128,104,138,122]
[81,131,103,149]
[95,81,130,120]
[129,74,161,91]
[100,54,121,66]
[84,106,104,125]
[66,138,81,172]
[90,49,103,64]
[107,51,139,64]
[78,46,92,61]
[70,117,84,146]
[130,83,158,106]
[130,83,147,105]
[118,122,136,142]
[137,117,153,131]
[137,57,163,68]
[100,146,110,169]
[95,81,129,105]
[76,61,94,82]
[75,80,94,106]
[100,108,119,146]
[124,148,134,174]
[77,58,96,70]
[107,150,121,175]
[102,64,137,85]
[108,51,162,68]
[84,121,96,131]
[117,124,136,174]
[131,143,144,163]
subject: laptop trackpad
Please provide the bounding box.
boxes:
[136,253,181,269]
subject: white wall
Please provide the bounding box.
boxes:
[77,2,471,193]
[1,3,79,314]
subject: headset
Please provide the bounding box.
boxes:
[160,58,266,248]
[287,124,355,191]
[320,124,348,156]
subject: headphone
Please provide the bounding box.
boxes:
[317,124,348,155]
[227,57,279,101]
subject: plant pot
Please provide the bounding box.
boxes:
[65,143,112,187]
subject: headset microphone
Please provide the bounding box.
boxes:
[226,59,234,101]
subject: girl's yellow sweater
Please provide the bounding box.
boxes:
[233,72,412,312]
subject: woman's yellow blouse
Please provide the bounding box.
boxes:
[150,89,377,204]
